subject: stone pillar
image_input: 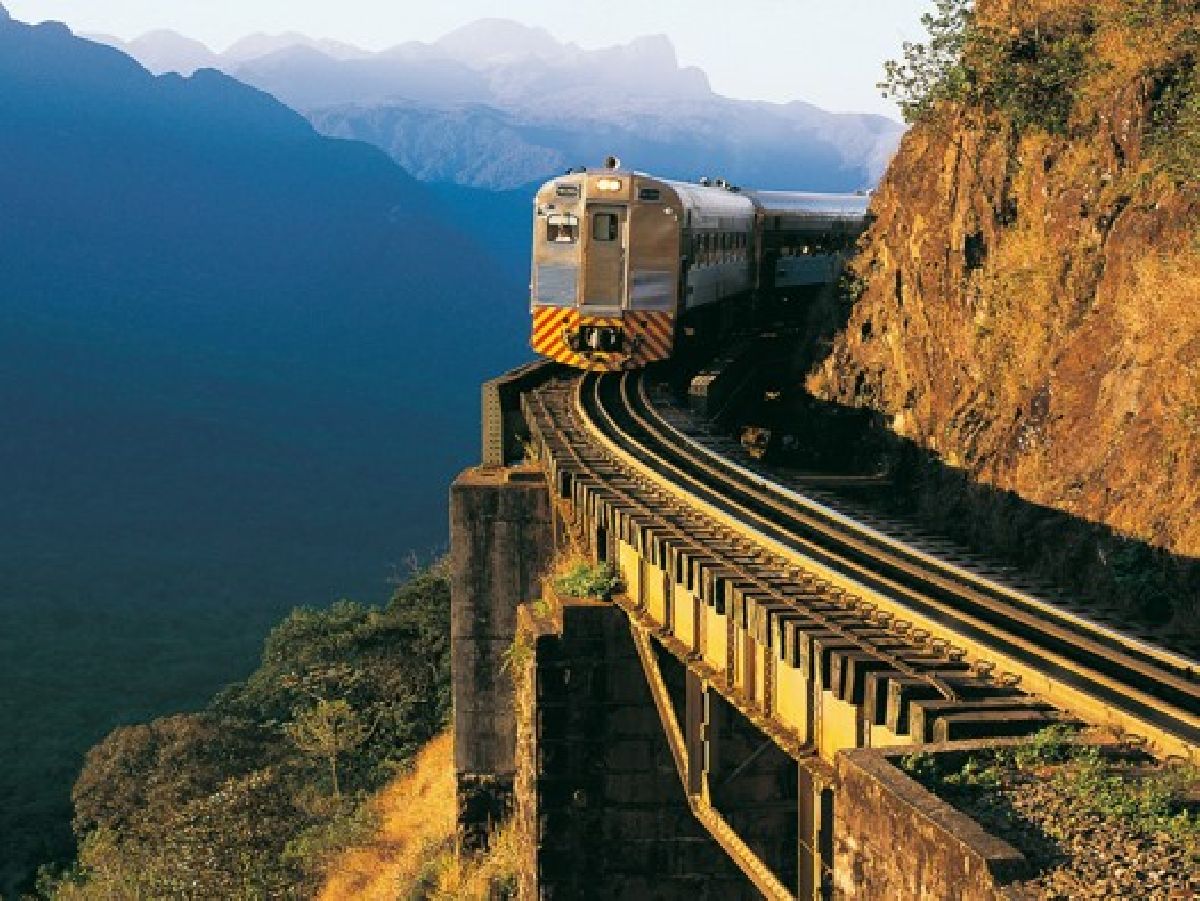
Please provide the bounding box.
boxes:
[519,596,758,899]
[450,465,554,849]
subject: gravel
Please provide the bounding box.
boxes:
[911,753,1199,900]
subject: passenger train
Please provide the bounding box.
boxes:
[530,158,870,371]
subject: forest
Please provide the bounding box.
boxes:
[36,563,453,898]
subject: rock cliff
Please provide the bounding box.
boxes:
[809,0,1199,627]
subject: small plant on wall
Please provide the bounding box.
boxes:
[553,561,621,599]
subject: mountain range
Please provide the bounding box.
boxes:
[0,7,525,892]
[89,19,905,190]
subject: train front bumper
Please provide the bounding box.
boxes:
[531,308,675,371]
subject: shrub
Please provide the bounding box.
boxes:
[1011,723,1077,768]
[881,0,1098,134]
[880,0,974,123]
[553,562,620,599]
[1151,61,1200,183]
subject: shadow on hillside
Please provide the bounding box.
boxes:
[734,386,1200,643]
[718,279,1200,641]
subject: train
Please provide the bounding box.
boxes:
[530,158,871,371]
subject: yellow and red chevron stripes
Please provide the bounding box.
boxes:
[531,307,675,371]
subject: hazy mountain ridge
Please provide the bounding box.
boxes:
[89,18,904,191]
[0,11,526,893]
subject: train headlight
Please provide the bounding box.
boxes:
[595,177,623,192]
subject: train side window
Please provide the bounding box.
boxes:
[593,213,619,242]
[546,213,579,243]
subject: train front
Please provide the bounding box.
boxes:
[530,163,680,370]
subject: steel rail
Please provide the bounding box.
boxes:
[627,374,1200,713]
[595,368,1199,759]
[575,373,961,703]
[644,378,1200,682]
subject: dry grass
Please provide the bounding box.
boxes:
[419,819,522,900]
[317,731,519,901]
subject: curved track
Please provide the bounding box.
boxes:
[574,368,1200,760]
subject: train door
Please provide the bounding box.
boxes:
[583,205,627,308]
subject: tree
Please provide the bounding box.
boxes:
[286,700,370,801]
[881,0,1098,135]
[71,713,265,841]
[60,561,455,894]
[880,0,974,123]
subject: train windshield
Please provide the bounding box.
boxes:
[546,213,579,243]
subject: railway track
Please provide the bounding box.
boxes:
[523,367,1200,761]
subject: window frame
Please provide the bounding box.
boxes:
[592,212,619,243]
[546,212,580,244]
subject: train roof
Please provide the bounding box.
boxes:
[660,178,756,221]
[541,167,871,228]
[742,190,871,220]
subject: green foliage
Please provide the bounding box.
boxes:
[281,801,378,879]
[900,727,1199,849]
[1106,541,1177,624]
[1151,61,1200,184]
[500,633,533,678]
[839,269,869,302]
[286,699,372,800]
[881,0,1097,134]
[900,750,940,782]
[881,0,974,123]
[1010,723,1078,768]
[1052,749,1200,846]
[45,562,453,899]
[553,562,620,599]
[978,21,1096,134]
[943,756,1003,791]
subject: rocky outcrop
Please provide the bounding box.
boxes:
[809,0,1200,626]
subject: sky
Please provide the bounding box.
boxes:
[3,0,935,117]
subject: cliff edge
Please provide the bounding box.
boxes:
[809,0,1199,625]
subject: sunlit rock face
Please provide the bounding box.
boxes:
[809,0,1200,562]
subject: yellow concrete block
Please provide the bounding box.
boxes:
[775,664,810,742]
[755,643,768,710]
[674,590,698,651]
[702,603,727,674]
[619,542,641,605]
[819,692,861,762]
[869,724,914,749]
[732,625,748,693]
[643,561,666,627]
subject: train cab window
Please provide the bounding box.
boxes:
[593,212,619,242]
[546,213,579,243]
[638,187,661,201]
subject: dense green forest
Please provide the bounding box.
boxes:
[33,563,452,899]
